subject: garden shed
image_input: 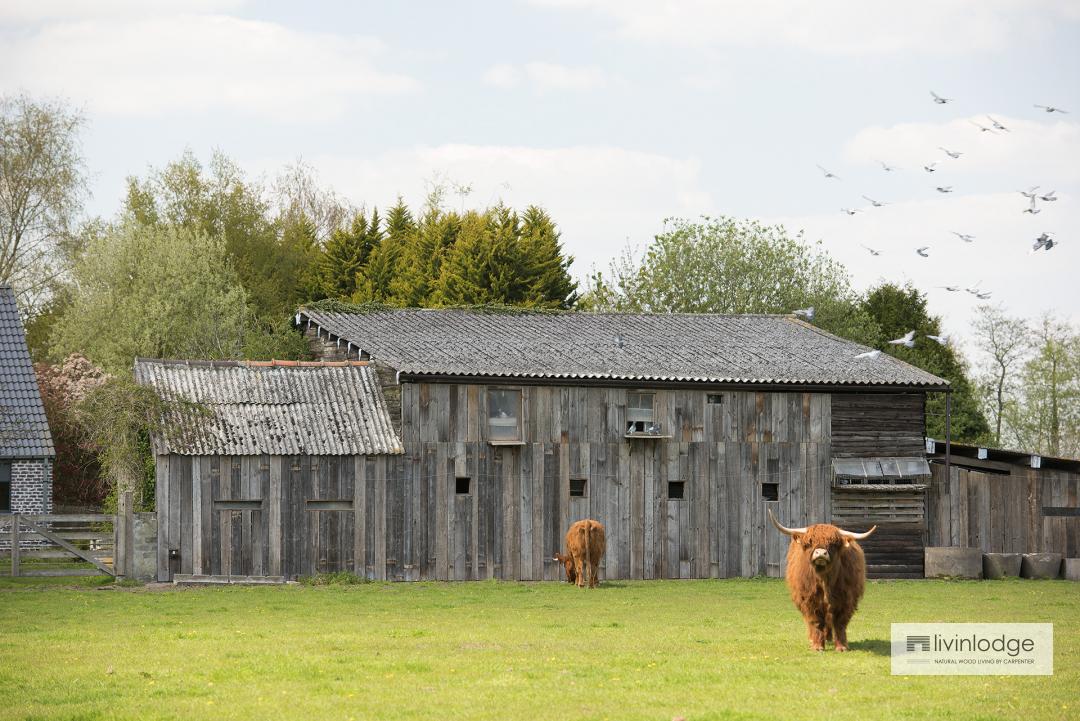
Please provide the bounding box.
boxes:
[135,359,402,582]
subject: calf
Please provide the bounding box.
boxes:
[553,519,606,588]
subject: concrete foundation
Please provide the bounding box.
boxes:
[924,547,982,579]
[1021,553,1063,580]
[1064,559,1080,582]
[982,553,1023,579]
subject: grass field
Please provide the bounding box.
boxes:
[0,576,1076,721]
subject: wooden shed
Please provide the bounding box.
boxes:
[136,359,403,582]
[293,307,951,581]
[927,440,1080,558]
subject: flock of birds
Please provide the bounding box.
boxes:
[802,93,1068,360]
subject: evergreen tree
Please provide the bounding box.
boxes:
[316,210,376,300]
[354,202,413,303]
[388,205,460,307]
[518,206,578,308]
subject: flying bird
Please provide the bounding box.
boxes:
[951,232,975,243]
[1019,186,1040,199]
[816,164,841,179]
[1039,190,1057,202]
[1034,104,1069,114]
[939,147,963,159]
[1023,197,1041,214]
[1031,233,1057,253]
[792,306,815,321]
[880,161,899,172]
[936,186,954,193]
[969,120,996,133]
[930,91,952,104]
[862,195,887,207]
[987,115,1009,132]
[861,244,882,256]
[915,247,930,257]
[975,291,993,300]
[841,207,862,215]
[888,331,916,348]
[937,286,962,292]
[923,163,938,173]
[926,334,950,345]
[854,349,882,360]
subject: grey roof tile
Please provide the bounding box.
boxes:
[0,286,54,457]
[134,359,403,456]
[300,308,948,389]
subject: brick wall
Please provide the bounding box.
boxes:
[9,458,52,514]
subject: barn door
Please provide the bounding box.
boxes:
[210,456,271,578]
[282,456,356,578]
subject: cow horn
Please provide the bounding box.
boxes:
[838,526,877,540]
[767,508,807,537]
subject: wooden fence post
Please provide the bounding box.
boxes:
[10,514,19,577]
[116,491,134,578]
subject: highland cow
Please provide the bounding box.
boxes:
[553,519,606,588]
[769,508,876,652]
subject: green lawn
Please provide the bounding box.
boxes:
[0,577,1076,721]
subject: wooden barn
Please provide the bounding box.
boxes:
[135,359,403,582]
[276,307,950,582]
[926,439,1080,559]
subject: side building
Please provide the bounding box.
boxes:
[0,285,55,521]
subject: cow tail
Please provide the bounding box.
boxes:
[584,521,592,587]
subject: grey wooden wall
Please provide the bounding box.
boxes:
[927,462,1080,557]
[156,385,938,582]
[831,393,925,457]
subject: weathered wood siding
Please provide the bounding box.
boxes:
[830,393,925,457]
[927,462,1080,557]
[156,384,948,582]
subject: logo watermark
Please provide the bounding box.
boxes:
[891,623,1053,675]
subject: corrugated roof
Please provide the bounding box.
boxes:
[299,308,949,389]
[0,285,54,458]
[134,359,403,456]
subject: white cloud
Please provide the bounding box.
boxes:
[482,62,611,91]
[532,0,1073,55]
[0,0,242,22]
[0,14,418,119]
[844,115,1080,184]
[264,144,710,274]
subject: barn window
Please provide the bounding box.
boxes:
[570,478,587,497]
[487,389,522,442]
[707,394,723,404]
[456,477,471,495]
[0,461,10,512]
[668,481,685,500]
[761,482,779,501]
[626,392,655,434]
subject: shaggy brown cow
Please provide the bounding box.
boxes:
[553,519,606,588]
[768,508,876,652]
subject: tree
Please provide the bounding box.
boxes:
[273,159,353,244]
[316,209,381,300]
[354,201,412,303]
[861,283,990,443]
[1010,315,1080,457]
[49,220,251,374]
[0,95,88,315]
[582,216,878,344]
[124,150,314,321]
[972,305,1031,446]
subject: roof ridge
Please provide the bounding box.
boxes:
[300,306,793,320]
[134,357,369,369]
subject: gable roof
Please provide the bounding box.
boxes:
[298,307,949,390]
[0,285,54,458]
[134,359,403,456]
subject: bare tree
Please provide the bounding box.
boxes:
[272,158,353,243]
[0,95,88,315]
[973,305,1031,446]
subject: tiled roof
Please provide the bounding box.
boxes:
[134,359,403,456]
[0,285,54,457]
[299,307,949,389]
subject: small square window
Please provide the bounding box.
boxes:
[626,392,655,434]
[570,478,587,497]
[668,481,685,500]
[761,482,779,502]
[487,389,522,441]
[707,394,723,405]
[456,477,471,495]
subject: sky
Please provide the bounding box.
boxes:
[2,0,1078,352]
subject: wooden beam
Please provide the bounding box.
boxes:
[21,519,115,576]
